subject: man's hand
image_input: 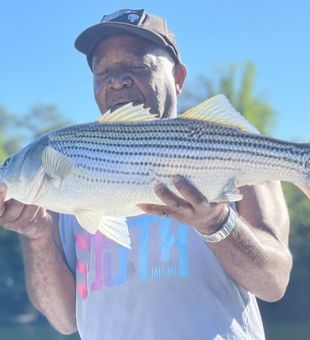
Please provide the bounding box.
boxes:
[0,183,52,240]
[138,175,230,234]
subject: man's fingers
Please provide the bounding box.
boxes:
[137,203,182,221]
[154,182,192,213]
[137,203,169,216]
[16,205,41,226]
[173,175,209,208]
[13,205,46,236]
[0,199,25,224]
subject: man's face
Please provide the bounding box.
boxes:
[91,34,186,118]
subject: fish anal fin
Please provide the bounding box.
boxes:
[75,210,131,248]
[97,103,156,123]
[75,210,101,234]
[179,94,260,134]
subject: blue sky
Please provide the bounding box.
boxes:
[1,0,309,140]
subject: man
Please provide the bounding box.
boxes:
[0,9,292,340]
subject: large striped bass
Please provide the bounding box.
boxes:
[0,95,309,248]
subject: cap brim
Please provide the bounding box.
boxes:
[75,22,179,62]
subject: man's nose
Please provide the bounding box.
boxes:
[109,71,133,90]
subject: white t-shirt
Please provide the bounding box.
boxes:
[60,213,265,340]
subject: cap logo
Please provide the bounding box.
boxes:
[128,14,140,23]
[101,9,144,24]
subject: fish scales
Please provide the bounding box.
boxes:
[56,141,287,187]
[1,95,309,247]
[47,119,306,191]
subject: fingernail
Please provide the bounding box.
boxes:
[173,175,184,184]
[0,184,6,193]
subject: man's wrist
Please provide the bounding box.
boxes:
[194,206,237,243]
[20,227,53,249]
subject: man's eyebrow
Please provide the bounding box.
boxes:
[92,53,107,67]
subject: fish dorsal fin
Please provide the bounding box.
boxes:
[97,103,157,123]
[42,146,74,179]
[179,94,260,134]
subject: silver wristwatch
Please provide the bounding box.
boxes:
[195,207,237,243]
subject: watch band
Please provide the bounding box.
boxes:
[195,207,237,243]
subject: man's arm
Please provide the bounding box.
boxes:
[138,176,292,302]
[0,184,77,334]
[208,181,292,301]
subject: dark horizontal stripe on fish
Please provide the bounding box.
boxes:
[51,123,244,142]
[67,151,299,175]
[53,128,242,144]
[51,124,190,139]
[58,122,296,144]
[58,143,302,166]
[76,163,242,176]
[76,165,150,176]
[76,166,245,185]
[53,134,302,161]
[75,174,148,185]
[56,137,290,152]
[51,121,299,148]
[51,121,307,161]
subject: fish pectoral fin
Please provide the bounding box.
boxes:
[179,94,260,134]
[97,103,157,123]
[214,178,243,202]
[75,210,131,249]
[42,146,74,180]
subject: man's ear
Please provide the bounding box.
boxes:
[174,64,187,95]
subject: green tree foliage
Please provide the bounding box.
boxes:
[180,62,275,134]
[0,106,22,155]
[0,136,7,161]
[14,104,71,140]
